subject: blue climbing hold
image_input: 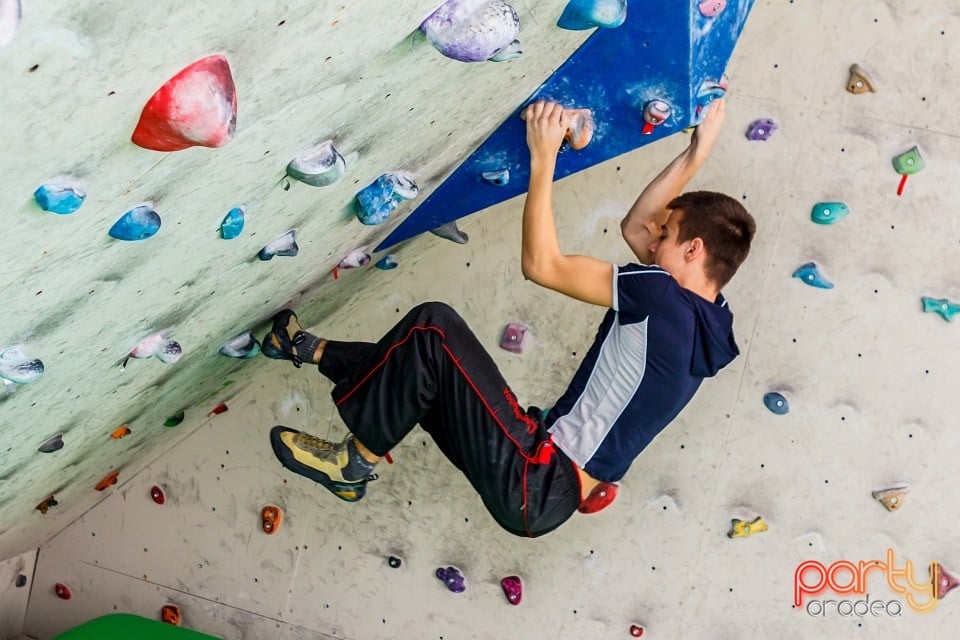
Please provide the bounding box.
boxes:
[763,392,789,415]
[109,205,161,241]
[375,255,398,270]
[219,331,260,358]
[34,184,86,214]
[811,202,849,225]
[258,230,298,260]
[355,172,419,225]
[792,262,834,289]
[557,0,627,30]
[921,296,960,322]
[481,169,510,186]
[220,207,245,239]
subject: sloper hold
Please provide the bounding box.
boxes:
[811,202,849,225]
[125,333,182,366]
[356,173,418,225]
[557,0,627,30]
[375,255,398,270]
[792,262,834,289]
[219,207,244,239]
[0,348,44,384]
[871,486,908,512]
[287,140,346,187]
[727,516,768,538]
[488,39,522,61]
[34,184,86,214]
[421,0,520,62]
[219,331,260,358]
[500,323,528,353]
[109,205,161,241]
[921,296,960,322]
[763,391,789,415]
[641,100,671,135]
[892,146,925,175]
[699,0,727,17]
[933,562,960,600]
[38,434,64,453]
[846,63,876,94]
[164,411,185,427]
[430,220,469,244]
[132,54,237,152]
[258,230,298,260]
[481,169,510,186]
[0,0,20,48]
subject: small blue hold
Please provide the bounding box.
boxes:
[557,0,627,30]
[481,169,510,186]
[220,207,245,239]
[355,172,418,225]
[34,184,86,214]
[109,205,161,241]
[792,262,834,289]
[763,392,790,415]
[375,255,398,270]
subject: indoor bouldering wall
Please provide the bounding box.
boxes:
[4,1,960,639]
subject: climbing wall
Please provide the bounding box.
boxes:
[5,0,960,639]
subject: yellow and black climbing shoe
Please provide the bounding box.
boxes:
[270,426,367,502]
[261,309,319,368]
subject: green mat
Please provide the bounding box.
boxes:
[54,613,221,639]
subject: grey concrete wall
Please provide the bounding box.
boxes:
[0,549,34,640]
[6,0,960,639]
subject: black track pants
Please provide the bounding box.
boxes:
[317,302,581,538]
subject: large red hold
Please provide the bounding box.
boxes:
[132,54,237,152]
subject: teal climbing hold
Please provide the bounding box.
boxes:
[109,205,161,241]
[810,202,848,225]
[375,255,398,270]
[219,331,260,358]
[921,296,960,322]
[34,184,86,214]
[557,0,627,30]
[892,146,925,175]
[792,262,834,289]
[219,207,244,239]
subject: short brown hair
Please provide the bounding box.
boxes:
[667,191,755,289]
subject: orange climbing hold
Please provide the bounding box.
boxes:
[261,505,282,534]
[110,425,131,439]
[160,604,182,626]
[36,496,58,514]
[132,54,237,152]
[95,470,120,491]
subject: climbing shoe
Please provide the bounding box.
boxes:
[261,309,319,368]
[270,426,368,502]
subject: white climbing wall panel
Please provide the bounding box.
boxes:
[7,0,960,639]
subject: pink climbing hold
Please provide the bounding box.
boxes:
[934,562,959,600]
[500,323,528,353]
[698,0,726,17]
[132,54,237,152]
[500,575,522,605]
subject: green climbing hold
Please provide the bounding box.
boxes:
[892,146,925,175]
[811,202,849,225]
[163,411,185,427]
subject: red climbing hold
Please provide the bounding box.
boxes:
[577,481,618,513]
[630,624,645,637]
[500,575,523,605]
[132,54,237,152]
[207,402,228,418]
[934,562,960,600]
[54,582,71,600]
[150,485,166,505]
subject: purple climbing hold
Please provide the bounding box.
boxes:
[34,184,86,215]
[258,230,299,260]
[500,323,528,353]
[501,575,523,605]
[421,0,521,63]
[746,118,778,141]
[0,0,20,48]
[436,566,467,593]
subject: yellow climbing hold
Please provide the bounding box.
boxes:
[727,516,768,538]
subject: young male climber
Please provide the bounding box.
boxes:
[262,98,755,538]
